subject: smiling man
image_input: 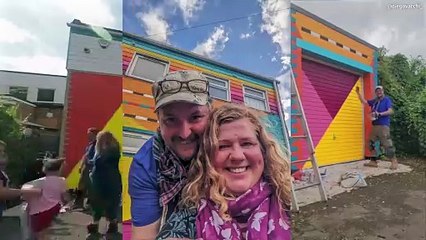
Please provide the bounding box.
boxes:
[128,70,211,240]
[356,85,398,170]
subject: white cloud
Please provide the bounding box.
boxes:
[0,55,67,75]
[137,8,171,42]
[0,19,37,44]
[259,0,291,72]
[173,0,206,25]
[271,56,277,62]
[0,0,121,75]
[50,0,117,28]
[193,25,229,58]
[240,31,255,39]
[362,25,399,49]
[276,72,291,126]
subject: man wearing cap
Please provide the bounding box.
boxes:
[73,127,99,209]
[356,85,398,170]
[128,70,211,240]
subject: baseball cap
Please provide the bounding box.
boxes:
[152,70,210,111]
[375,85,384,91]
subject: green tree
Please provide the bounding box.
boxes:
[378,48,426,156]
[0,104,41,186]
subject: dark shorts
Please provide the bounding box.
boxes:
[30,204,61,233]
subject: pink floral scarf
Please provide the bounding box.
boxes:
[195,180,291,240]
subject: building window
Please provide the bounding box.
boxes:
[206,76,229,101]
[243,86,268,111]
[9,86,28,100]
[37,89,55,102]
[127,54,169,82]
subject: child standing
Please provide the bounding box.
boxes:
[23,158,69,240]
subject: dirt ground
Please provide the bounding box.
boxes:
[292,157,426,240]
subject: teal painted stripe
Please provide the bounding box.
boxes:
[296,39,373,73]
[122,101,152,109]
[291,16,296,22]
[123,127,155,136]
[123,37,274,89]
[123,152,135,157]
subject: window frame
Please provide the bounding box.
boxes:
[125,53,170,82]
[8,86,29,101]
[243,85,269,112]
[205,75,230,101]
[36,88,55,102]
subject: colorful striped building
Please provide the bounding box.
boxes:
[290,4,379,170]
[63,20,289,230]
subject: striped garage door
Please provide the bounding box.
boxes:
[301,58,364,166]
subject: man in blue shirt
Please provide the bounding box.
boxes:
[356,85,398,170]
[128,70,211,240]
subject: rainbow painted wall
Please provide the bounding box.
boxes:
[290,4,378,170]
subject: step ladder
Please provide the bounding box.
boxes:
[288,68,327,211]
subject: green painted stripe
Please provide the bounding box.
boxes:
[123,126,155,136]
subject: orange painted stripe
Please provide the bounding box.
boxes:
[294,12,375,57]
[123,51,133,59]
[122,92,155,106]
[123,77,152,95]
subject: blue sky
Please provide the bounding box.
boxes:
[123,0,290,79]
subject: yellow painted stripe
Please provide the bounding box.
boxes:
[66,106,124,188]
[121,155,132,221]
[305,79,364,168]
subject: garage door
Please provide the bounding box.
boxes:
[301,58,364,166]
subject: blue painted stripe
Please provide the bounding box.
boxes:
[291,146,298,152]
[291,156,298,161]
[123,127,155,136]
[296,39,373,73]
[123,37,274,89]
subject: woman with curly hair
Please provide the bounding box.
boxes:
[157,103,292,240]
[86,131,122,239]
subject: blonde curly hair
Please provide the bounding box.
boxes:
[181,103,291,219]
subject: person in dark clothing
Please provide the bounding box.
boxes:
[86,131,122,239]
[74,127,99,209]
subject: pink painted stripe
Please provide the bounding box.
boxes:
[231,90,243,98]
[122,221,131,240]
[230,86,242,93]
[268,101,277,108]
[232,94,244,101]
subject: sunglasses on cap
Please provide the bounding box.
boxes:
[155,79,209,97]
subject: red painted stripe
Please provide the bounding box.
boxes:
[230,85,242,93]
[64,72,121,176]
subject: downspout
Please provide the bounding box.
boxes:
[273,80,291,156]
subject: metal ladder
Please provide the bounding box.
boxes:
[288,68,328,211]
